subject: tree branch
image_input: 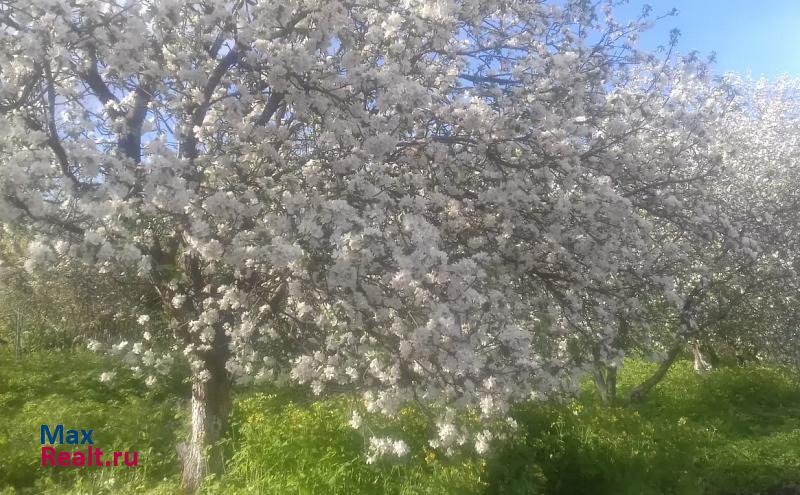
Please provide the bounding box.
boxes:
[42,65,83,190]
[255,90,285,126]
[82,53,121,112]
[5,194,84,236]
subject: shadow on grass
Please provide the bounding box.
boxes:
[483,361,800,495]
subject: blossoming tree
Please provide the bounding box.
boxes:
[0,0,739,490]
[688,76,800,371]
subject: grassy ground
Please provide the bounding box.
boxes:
[0,350,798,494]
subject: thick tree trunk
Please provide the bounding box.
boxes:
[593,317,625,404]
[606,366,617,402]
[692,340,712,372]
[629,342,683,402]
[178,370,231,492]
[700,340,720,367]
[592,364,618,404]
[592,367,608,403]
[178,329,232,493]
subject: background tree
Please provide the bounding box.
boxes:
[625,75,800,400]
[0,225,161,352]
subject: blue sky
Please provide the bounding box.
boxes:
[615,1,800,78]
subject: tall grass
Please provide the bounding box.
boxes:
[1,351,798,494]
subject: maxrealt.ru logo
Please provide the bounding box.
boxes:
[40,425,139,467]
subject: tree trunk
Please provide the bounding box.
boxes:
[692,340,712,372]
[592,364,618,404]
[179,371,231,492]
[606,365,617,402]
[629,342,683,402]
[592,367,608,403]
[178,329,232,493]
[700,340,720,367]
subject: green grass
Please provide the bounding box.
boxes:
[218,391,483,495]
[0,350,798,494]
[487,361,800,495]
[0,350,185,494]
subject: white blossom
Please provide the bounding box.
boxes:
[99,372,116,383]
[348,411,362,430]
[366,436,411,464]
